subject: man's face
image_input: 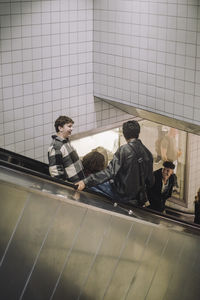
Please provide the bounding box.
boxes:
[59,122,73,138]
[162,167,173,180]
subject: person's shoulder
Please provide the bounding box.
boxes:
[154,168,162,176]
[118,142,132,154]
[170,173,177,182]
[113,144,130,159]
[119,143,128,150]
[51,135,64,150]
[137,140,153,157]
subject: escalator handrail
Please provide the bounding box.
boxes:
[0,147,47,167]
[0,149,199,230]
[0,158,76,190]
[0,148,193,215]
[1,157,200,231]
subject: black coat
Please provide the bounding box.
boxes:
[84,139,154,202]
[147,168,175,212]
[194,201,200,224]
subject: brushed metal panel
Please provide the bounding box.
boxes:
[163,234,200,300]
[52,209,112,300]
[79,216,137,300]
[125,227,171,300]
[1,166,200,300]
[22,202,87,300]
[103,222,153,300]
[145,230,185,300]
[0,193,59,300]
[180,241,200,300]
[0,183,28,264]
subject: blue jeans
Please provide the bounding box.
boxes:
[89,181,121,202]
[90,182,139,206]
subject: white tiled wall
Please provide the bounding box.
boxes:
[93,0,200,125]
[0,0,93,161]
[0,0,130,162]
[0,0,200,207]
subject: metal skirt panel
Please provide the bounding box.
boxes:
[0,170,200,300]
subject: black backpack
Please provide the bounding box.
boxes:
[128,143,148,206]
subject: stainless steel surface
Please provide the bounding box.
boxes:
[96,97,200,135]
[0,165,200,300]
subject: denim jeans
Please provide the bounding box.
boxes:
[89,181,121,202]
[90,182,140,206]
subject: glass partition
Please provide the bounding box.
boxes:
[138,120,187,203]
[73,120,187,205]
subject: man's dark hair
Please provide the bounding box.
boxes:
[122,120,140,140]
[163,161,175,170]
[82,151,105,176]
[54,116,74,132]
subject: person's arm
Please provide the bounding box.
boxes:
[168,174,177,197]
[146,153,154,188]
[76,180,86,191]
[48,148,65,180]
[76,150,122,191]
[177,149,182,158]
[161,145,168,161]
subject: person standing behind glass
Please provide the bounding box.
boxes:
[194,188,200,225]
[147,161,177,212]
[160,128,182,173]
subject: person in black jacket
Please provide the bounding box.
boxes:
[75,120,154,205]
[194,188,200,224]
[147,161,176,212]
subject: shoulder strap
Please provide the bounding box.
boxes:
[128,143,144,185]
[128,142,148,204]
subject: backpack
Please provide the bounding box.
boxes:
[128,143,148,206]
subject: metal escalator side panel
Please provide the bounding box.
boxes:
[0,191,59,300]
[0,183,29,265]
[22,203,87,300]
[1,166,200,300]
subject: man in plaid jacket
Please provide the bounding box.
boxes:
[48,116,85,183]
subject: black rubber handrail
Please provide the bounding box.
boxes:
[0,147,199,230]
[1,157,200,231]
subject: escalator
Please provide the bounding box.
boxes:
[0,148,200,300]
[0,147,196,224]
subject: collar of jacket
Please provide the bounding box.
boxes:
[51,135,69,143]
[128,138,138,143]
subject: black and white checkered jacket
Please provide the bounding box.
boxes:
[48,135,85,183]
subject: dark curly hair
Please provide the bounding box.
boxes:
[163,161,175,170]
[82,151,105,176]
[122,120,140,140]
[54,116,74,132]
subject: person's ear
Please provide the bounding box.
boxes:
[58,125,63,132]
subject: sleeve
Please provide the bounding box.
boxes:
[83,149,122,187]
[48,147,65,180]
[145,152,154,188]
[168,175,176,197]
[161,136,168,149]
